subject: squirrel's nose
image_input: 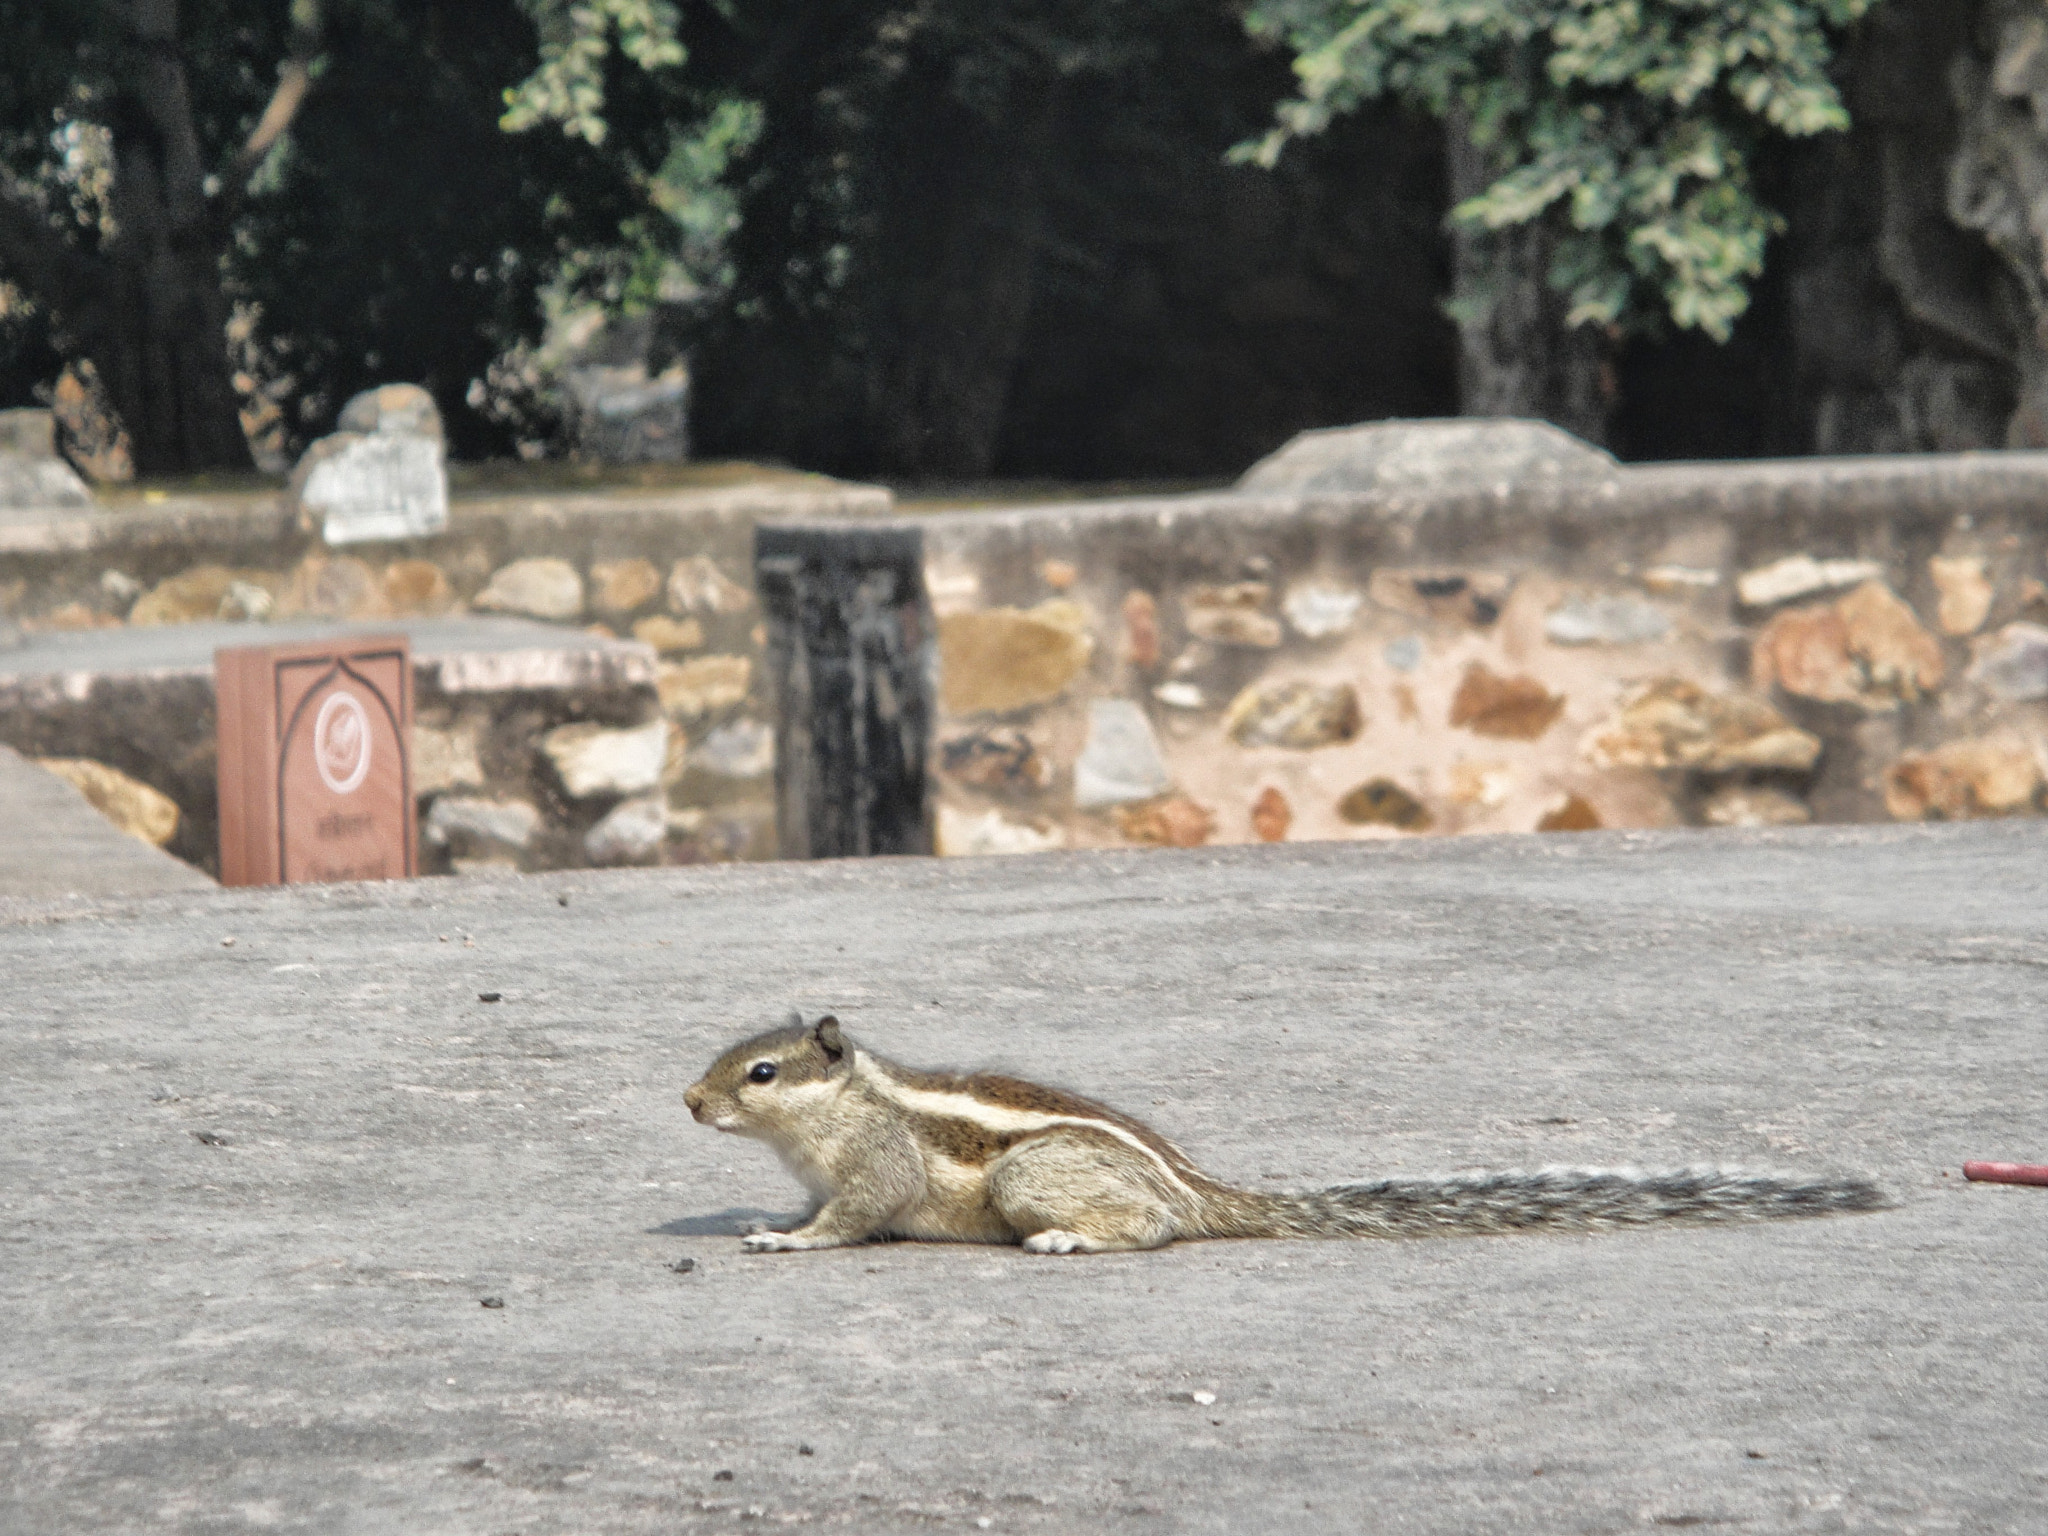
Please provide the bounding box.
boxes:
[683,1084,704,1116]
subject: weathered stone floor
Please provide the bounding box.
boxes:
[2,824,2043,1533]
[0,742,212,902]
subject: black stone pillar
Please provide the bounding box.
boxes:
[755,523,934,859]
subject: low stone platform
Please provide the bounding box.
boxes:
[0,617,741,878]
[1,824,2039,1532]
[0,463,869,874]
[0,742,213,900]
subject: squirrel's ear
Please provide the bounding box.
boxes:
[814,1015,846,1063]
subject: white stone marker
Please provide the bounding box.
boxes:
[292,384,449,545]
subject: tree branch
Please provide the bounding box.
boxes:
[222,4,323,209]
[234,60,313,180]
[230,59,314,185]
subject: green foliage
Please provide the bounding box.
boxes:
[234,1,667,454]
[1238,0,1879,340]
[497,0,754,386]
[502,0,689,144]
[642,98,762,303]
[0,0,719,452]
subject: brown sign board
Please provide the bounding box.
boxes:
[216,636,416,887]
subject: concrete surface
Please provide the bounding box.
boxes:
[0,615,658,696]
[2,823,2043,1533]
[0,465,890,558]
[0,743,214,900]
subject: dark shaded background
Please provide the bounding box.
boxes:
[0,0,2011,477]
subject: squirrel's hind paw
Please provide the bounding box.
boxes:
[741,1230,805,1252]
[1022,1229,1090,1254]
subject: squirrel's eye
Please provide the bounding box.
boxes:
[747,1062,778,1084]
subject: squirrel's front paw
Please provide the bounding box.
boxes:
[741,1230,806,1253]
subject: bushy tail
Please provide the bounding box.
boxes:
[1201,1167,1888,1241]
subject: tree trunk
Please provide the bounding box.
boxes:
[84,0,252,475]
[1946,0,2048,448]
[0,0,252,476]
[875,92,1061,477]
[1445,116,1613,447]
[1759,0,2012,455]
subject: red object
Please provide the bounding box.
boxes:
[216,636,415,887]
[1963,1161,2048,1187]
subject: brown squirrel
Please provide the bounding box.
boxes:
[683,1014,1887,1255]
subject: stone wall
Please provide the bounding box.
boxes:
[18,421,2048,877]
[0,473,888,876]
[911,422,2048,857]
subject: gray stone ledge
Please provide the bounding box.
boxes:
[0,616,658,700]
[0,476,890,560]
[0,498,296,556]
[895,447,2048,546]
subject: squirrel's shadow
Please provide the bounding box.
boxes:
[648,1207,788,1237]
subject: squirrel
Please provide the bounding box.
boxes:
[682,1014,1887,1255]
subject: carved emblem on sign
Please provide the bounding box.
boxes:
[313,690,372,795]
